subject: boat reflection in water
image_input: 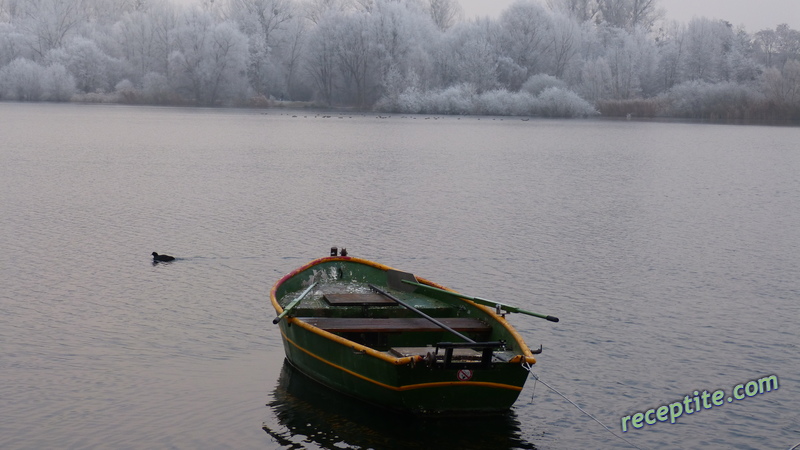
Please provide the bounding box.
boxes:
[263,360,537,449]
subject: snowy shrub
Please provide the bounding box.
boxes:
[376,84,596,118]
[376,71,426,113]
[475,89,515,115]
[536,87,597,117]
[427,83,476,114]
[396,86,425,114]
[0,58,44,100]
[115,79,138,102]
[665,81,764,120]
[0,58,75,101]
[142,72,171,104]
[476,89,538,116]
[521,74,567,96]
[44,63,77,101]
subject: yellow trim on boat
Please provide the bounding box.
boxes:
[290,316,420,365]
[281,329,523,392]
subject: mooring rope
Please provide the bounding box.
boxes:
[523,363,647,450]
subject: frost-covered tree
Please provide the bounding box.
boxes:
[332,11,372,106]
[169,9,249,105]
[14,0,90,59]
[426,0,461,31]
[498,1,552,79]
[280,15,310,99]
[0,22,27,66]
[0,0,12,20]
[548,12,582,78]
[445,19,500,92]
[682,17,731,83]
[653,20,684,90]
[577,56,612,101]
[228,0,294,47]
[304,12,339,104]
[755,28,780,68]
[114,10,162,82]
[596,27,657,99]
[756,24,800,69]
[227,0,295,96]
[303,0,357,24]
[369,0,437,101]
[111,1,179,80]
[762,59,800,107]
[546,0,598,23]
[773,24,800,69]
[596,0,662,32]
[89,0,140,25]
[720,26,761,84]
[0,0,795,119]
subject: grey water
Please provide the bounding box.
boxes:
[1,103,798,449]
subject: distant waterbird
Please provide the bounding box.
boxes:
[152,252,175,262]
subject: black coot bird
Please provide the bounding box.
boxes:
[152,252,175,262]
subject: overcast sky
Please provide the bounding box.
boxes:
[459,0,800,32]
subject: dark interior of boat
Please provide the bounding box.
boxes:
[293,290,503,367]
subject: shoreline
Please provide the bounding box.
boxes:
[3,99,798,127]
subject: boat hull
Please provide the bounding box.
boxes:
[271,256,537,415]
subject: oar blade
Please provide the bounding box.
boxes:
[386,269,418,292]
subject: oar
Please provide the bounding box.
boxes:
[386,270,558,322]
[273,282,318,324]
[368,284,475,343]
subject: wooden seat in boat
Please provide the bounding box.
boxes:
[322,293,396,306]
[298,317,492,334]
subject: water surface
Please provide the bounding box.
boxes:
[2,103,798,449]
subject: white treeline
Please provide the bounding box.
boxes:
[0,0,799,119]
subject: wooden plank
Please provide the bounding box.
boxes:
[388,347,432,357]
[299,317,492,334]
[322,293,397,306]
[389,347,483,360]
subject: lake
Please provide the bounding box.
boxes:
[1,103,798,449]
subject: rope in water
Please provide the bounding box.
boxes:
[523,362,647,450]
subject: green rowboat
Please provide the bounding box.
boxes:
[270,252,551,415]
